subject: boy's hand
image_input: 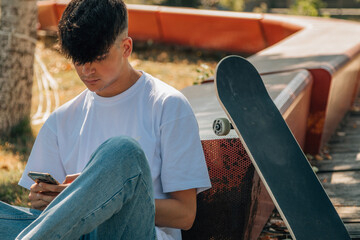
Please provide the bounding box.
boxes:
[62,173,80,184]
[29,182,66,210]
[29,173,80,210]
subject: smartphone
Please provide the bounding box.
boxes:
[28,171,59,185]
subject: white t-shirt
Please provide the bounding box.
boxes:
[19,72,211,240]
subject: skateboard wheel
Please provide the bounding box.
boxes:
[213,118,231,136]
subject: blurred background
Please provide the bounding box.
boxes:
[123,0,360,20]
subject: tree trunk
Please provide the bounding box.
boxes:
[0,0,37,135]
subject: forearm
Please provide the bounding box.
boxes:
[155,189,196,230]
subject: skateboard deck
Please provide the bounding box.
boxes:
[214,55,350,240]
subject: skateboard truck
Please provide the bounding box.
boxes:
[213,118,234,136]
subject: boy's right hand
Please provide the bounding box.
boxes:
[29,182,58,210]
[29,173,80,210]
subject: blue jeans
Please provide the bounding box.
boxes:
[0,136,156,239]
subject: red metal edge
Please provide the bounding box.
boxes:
[304,68,332,154]
[37,2,303,55]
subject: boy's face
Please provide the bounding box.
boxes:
[73,37,132,97]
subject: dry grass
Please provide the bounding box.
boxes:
[0,36,223,207]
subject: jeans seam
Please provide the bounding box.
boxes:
[61,173,142,239]
[0,214,38,220]
[140,177,153,202]
[121,178,155,239]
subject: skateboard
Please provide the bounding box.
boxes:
[214,55,350,240]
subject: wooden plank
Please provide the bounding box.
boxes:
[328,145,360,153]
[345,223,360,239]
[329,135,360,145]
[328,139,360,147]
[326,153,360,161]
[318,171,360,184]
[312,160,360,172]
[343,120,360,127]
[332,127,360,135]
[349,111,360,117]
[320,182,360,205]
[335,206,360,221]
[317,172,360,187]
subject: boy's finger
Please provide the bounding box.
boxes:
[39,182,66,193]
[38,192,58,203]
[31,199,48,210]
[30,182,42,192]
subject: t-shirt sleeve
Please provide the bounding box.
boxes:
[18,119,66,190]
[159,95,211,194]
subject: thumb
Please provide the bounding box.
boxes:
[63,173,80,184]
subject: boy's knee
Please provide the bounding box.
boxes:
[95,136,148,169]
[105,136,141,151]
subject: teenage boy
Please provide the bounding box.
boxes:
[0,0,211,239]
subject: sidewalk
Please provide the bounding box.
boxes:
[313,96,360,239]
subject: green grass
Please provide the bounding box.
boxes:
[0,169,30,207]
[0,118,34,206]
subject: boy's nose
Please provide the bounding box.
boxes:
[82,63,95,76]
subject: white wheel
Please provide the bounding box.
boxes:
[213,118,231,136]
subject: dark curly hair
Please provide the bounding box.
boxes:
[58,0,128,65]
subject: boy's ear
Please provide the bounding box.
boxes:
[122,37,132,58]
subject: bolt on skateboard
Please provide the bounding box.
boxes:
[214,55,350,240]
